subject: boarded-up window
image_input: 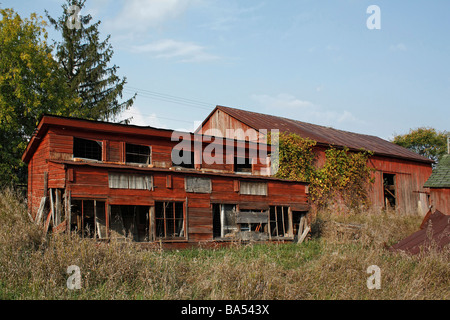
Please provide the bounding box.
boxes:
[126,143,151,165]
[185,177,212,193]
[73,137,102,161]
[240,181,267,196]
[108,173,153,190]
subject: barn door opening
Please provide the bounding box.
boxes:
[383,173,396,209]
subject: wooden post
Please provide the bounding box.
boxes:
[43,172,48,197]
[55,189,61,226]
[288,207,293,238]
[149,206,155,242]
[67,191,71,233]
[36,197,47,225]
[220,204,225,238]
[49,189,55,229]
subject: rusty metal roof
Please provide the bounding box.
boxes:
[213,106,433,164]
[389,210,450,255]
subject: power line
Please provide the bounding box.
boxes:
[124,86,214,111]
[121,109,197,126]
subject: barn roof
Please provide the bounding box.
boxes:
[424,154,450,188]
[201,106,433,164]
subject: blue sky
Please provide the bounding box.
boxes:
[3,0,450,139]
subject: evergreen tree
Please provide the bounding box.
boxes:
[46,0,135,122]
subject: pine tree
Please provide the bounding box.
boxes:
[46,0,135,122]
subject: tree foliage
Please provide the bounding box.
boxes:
[392,127,448,164]
[273,132,375,211]
[46,0,135,121]
[0,8,80,185]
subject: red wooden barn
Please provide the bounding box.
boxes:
[197,105,434,214]
[22,115,310,247]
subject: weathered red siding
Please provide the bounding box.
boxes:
[23,115,309,246]
[429,188,450,213]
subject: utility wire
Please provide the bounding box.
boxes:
[124,86,214,111]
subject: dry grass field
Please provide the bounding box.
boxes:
[0,188,448,300]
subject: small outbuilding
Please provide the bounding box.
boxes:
[423,153,450,213]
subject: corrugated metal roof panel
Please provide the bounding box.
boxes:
[215,105,433,163]
[389,210,450,255]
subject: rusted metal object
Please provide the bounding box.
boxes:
[389,210,450,255]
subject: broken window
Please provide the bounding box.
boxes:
[109,205,150,242]
[73,137,102,161]
[126,143,151,165]
[155,201,185,240]
[172,149,195,169]
[240,181,267,196]
[108,173,153,190]
[213,204,237,239]
[269,206,290,238]
[234,156,252,173]
[70,200,106,239]
[383,173,396,209]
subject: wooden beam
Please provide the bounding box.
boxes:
[55,189,61,226]
[49,189,55,229]
[35,197,47,225]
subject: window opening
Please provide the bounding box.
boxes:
[73,137,102,161]
[155,201,185,240]
[126,143,151,164]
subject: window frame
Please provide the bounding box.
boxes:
[73,137,103,161]
[154,201,187,241]
[125,143,151,165]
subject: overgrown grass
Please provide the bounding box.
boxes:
[0,188,448,300]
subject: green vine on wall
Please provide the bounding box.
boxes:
[271,132,375,211]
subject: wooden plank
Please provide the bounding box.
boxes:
[43,172,48,197]
[50,188,55,227]
[185,177,212,194]
[55,189,61,225]
[236,211,268,224]
[35,197,47,224]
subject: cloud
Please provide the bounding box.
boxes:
[131,39,219,62]
[250,93,364,127]
[118,105,168,128]
[251,93,314,109]
[389,43,407,52]
[105,0,197,34]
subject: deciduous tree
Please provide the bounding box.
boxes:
[0,8,80,185]
[392,127,448,164]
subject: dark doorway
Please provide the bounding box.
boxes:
[383,173,396,209]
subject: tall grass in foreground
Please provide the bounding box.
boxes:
[0,188,448,300]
